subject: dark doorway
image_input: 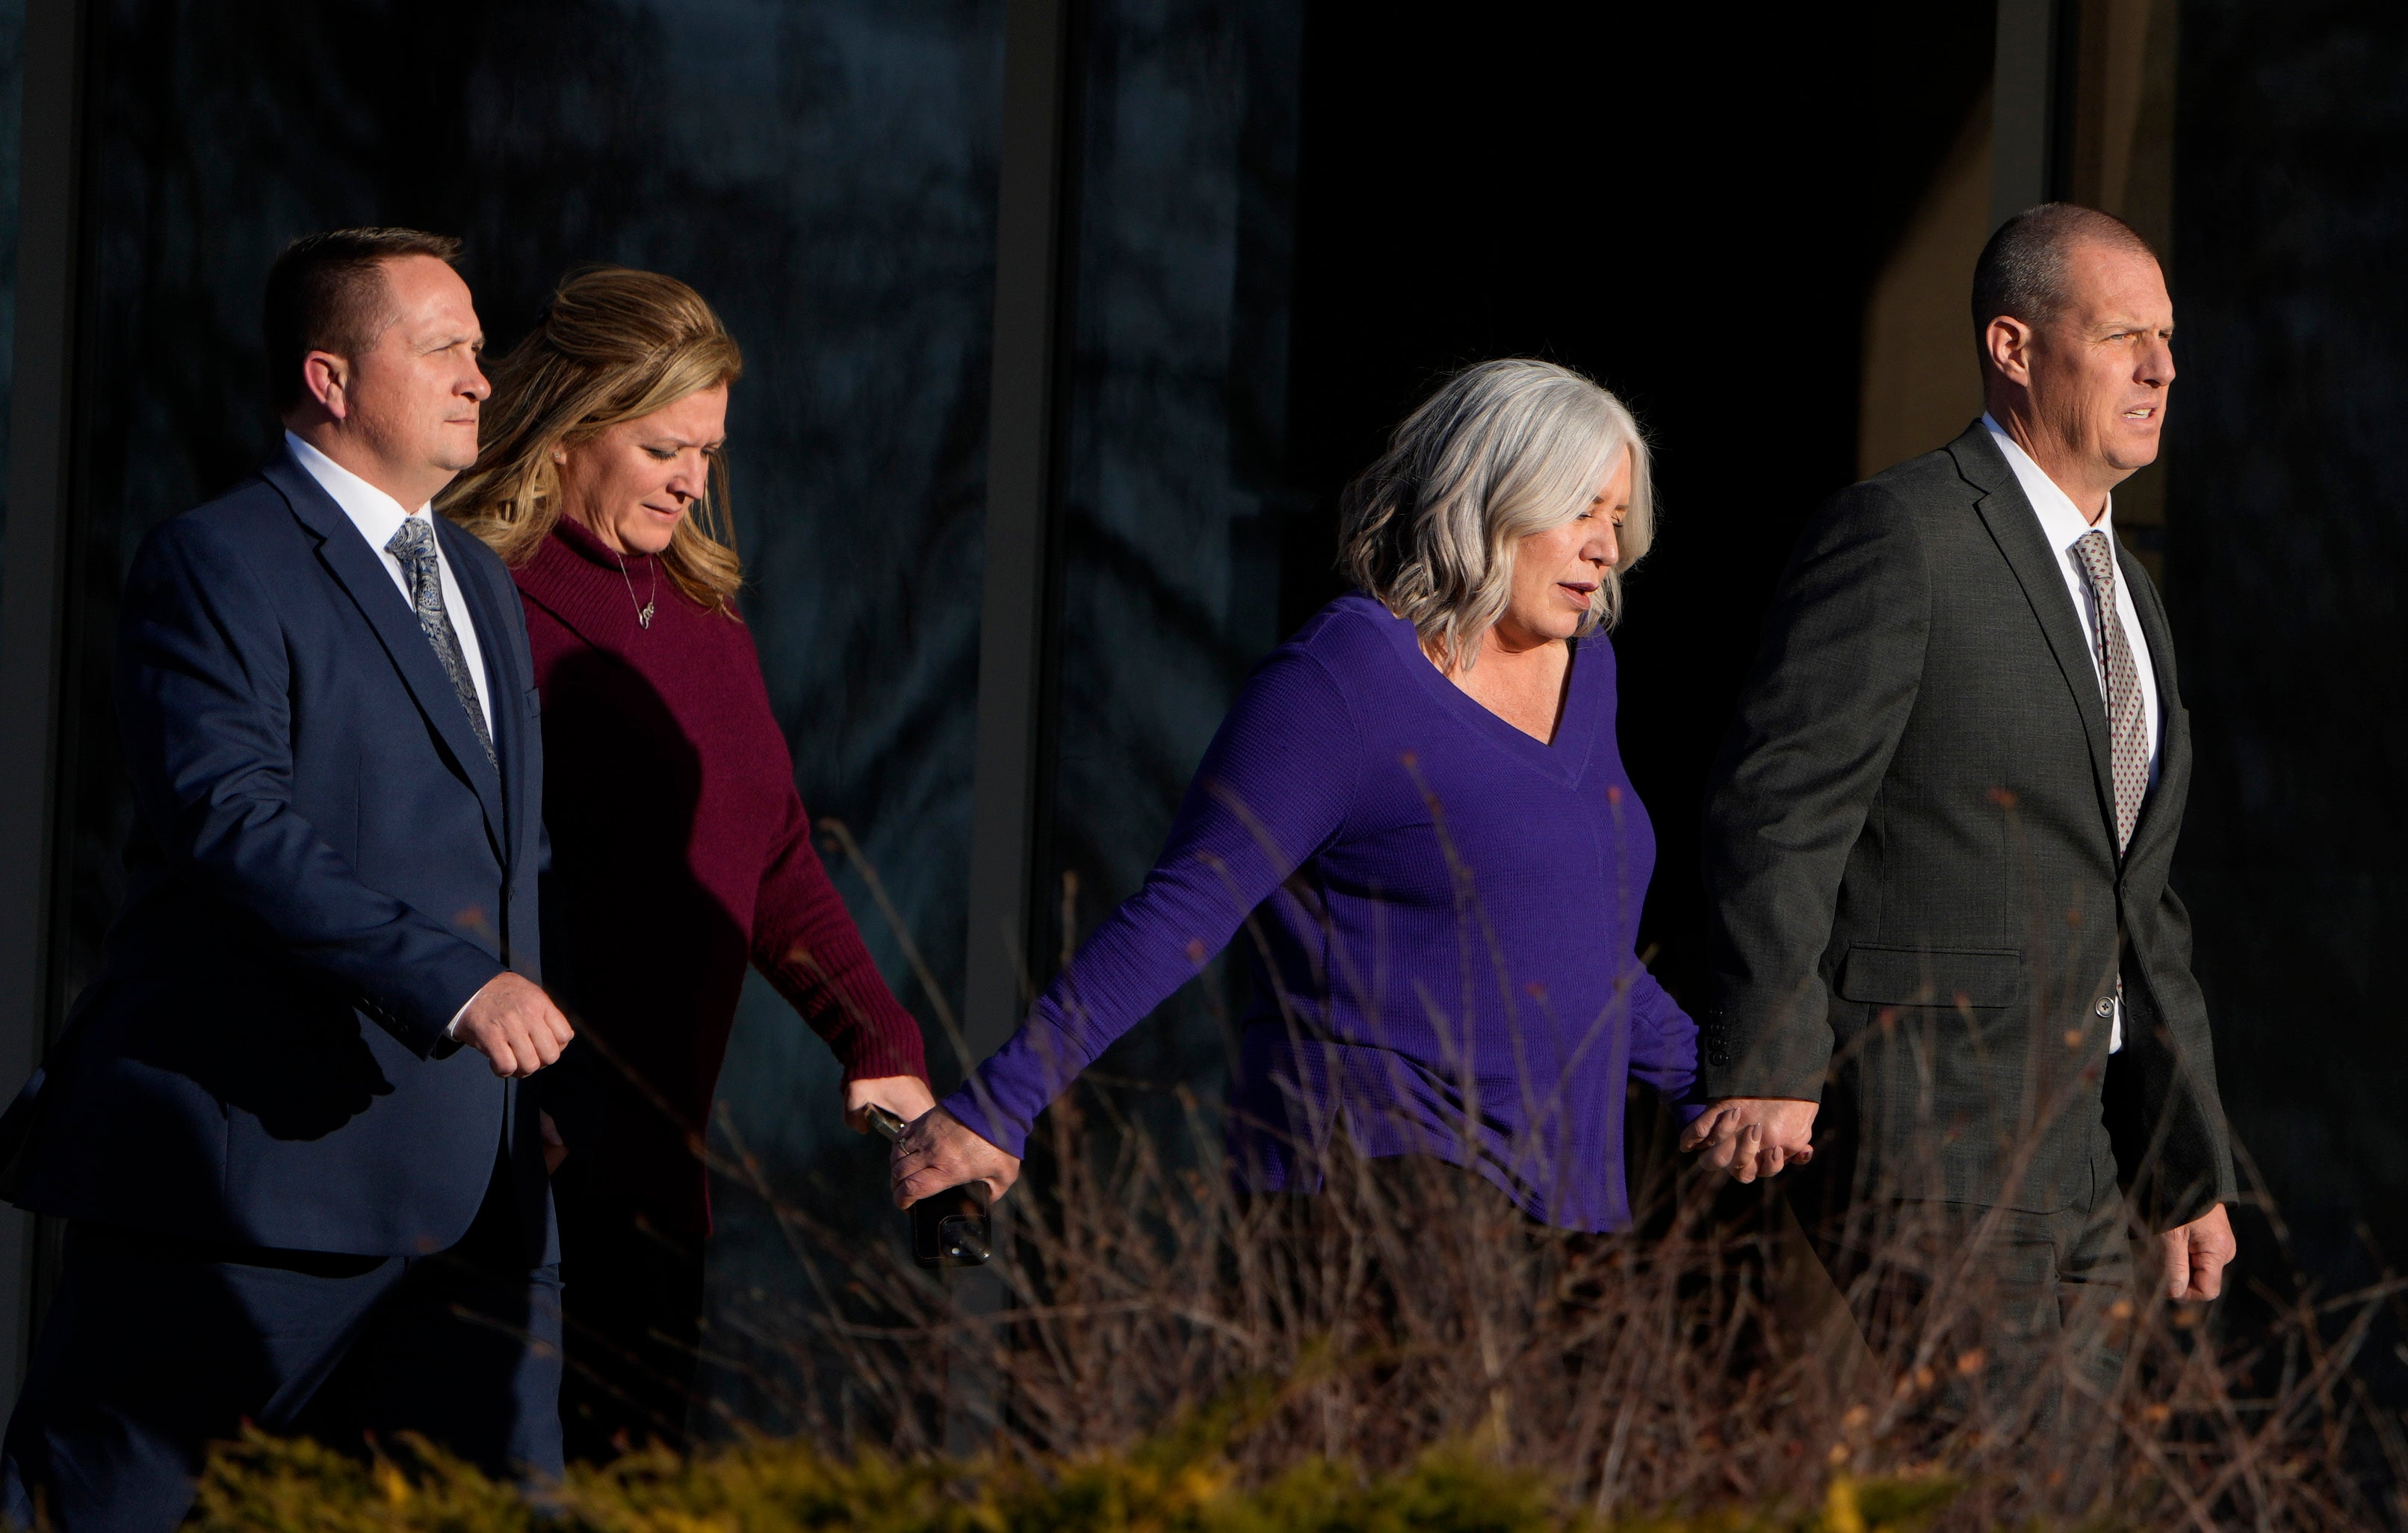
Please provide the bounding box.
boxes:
[1280,4,1998,1015]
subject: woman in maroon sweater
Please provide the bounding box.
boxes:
[440,267,931,1459]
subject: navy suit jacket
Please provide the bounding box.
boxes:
[7,447,551,1257]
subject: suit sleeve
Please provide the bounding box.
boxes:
[1700,484,1932,1100]
[943,648,1361,1157]
[2098,568,2237,1227]
[2125,879,2241,1226]
[116,517,506,1056]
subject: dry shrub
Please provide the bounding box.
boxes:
[182,818,2408,1531]
[693,1072,2403,1531]
[719,823,2408,1531]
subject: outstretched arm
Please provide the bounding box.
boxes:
[896,648,1362,1207]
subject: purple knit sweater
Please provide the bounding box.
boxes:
[944,592,1699,1232]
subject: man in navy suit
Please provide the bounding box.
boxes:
[0,228,575,1529]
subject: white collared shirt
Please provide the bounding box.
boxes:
[1982,414,2161,1053]
[285,431,493,734]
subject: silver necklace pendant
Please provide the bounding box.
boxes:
[614,547,660,631]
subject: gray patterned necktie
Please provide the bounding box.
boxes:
[386,515,496,769]
[2071,530,2147,853]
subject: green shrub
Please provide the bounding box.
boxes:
[180,1427,1961,1533]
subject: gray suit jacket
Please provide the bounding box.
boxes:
[1701,423,2236,1225]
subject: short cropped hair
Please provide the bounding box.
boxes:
[1972,202,2158,359]
[263,227,462,413]
[1339,359,1654,669]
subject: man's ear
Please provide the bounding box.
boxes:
[1984,315,2036,390]
[300,350,350,419]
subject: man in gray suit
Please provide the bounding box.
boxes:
[1683,205,2237,1393]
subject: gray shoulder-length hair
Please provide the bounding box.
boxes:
[1339,358,1655,669]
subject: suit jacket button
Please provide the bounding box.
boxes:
[2094,997,2114,1019]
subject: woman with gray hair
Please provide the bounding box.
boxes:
[895,359,1700,1232]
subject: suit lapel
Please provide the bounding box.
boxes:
[261,450,507,846]
[440,515,528,854]
[1949,427,2121,853]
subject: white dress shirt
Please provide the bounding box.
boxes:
[285,430,494,735]
[1982,414,2160,1053]
[287,431,495,1040]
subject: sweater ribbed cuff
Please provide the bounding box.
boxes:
[831,997,929,1085]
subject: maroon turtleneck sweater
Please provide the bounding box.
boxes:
[515,517,926,1233]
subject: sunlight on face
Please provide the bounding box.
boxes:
[558,384,730,557]
[342,255,488,486]
[1496,447,1627,649]
[2028,241,2176,480]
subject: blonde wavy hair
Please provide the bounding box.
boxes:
[1339,359,1654,669]
[439,266,745,613]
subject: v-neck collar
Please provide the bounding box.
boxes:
[1354,594,1599,785]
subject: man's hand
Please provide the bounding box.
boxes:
[453,972,573,1079]
[1680,1097,1819,1183]
[891,1106,1020,1208]
[2160,1203,2236,1301]
[846,1074,937,1134]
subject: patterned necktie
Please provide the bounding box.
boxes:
[2071,529,2147,852]
[386,515,497,769]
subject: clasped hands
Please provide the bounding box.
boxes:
[1678,1093,2235,1301]
[1680,1096,1818,1183]
[840,1076,1023,1210]
[888,1097,1803,1210]
[885,1105,1021,1210]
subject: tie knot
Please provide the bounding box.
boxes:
[385,514,436,569]
[2073,527,2117,594]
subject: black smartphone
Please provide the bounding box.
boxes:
[910,1181,992,1269]
[865,1106,993,1269]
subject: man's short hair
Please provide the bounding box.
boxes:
[263,228,461,413]
[1971,202,2157,360]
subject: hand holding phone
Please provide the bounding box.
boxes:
[867,1106,991,1268]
